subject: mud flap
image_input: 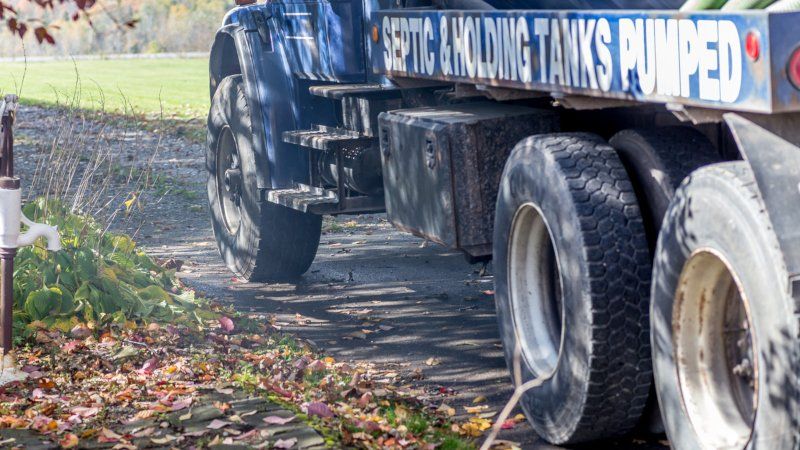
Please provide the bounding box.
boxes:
[724,113,800,295]
[724,113,800,446]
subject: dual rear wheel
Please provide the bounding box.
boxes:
[494,129,799,448]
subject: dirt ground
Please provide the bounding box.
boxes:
[13,106,668,450]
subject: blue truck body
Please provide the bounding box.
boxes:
[211,4,800,194]
[371,10,800,113]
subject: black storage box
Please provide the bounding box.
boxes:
[378,103,559,258]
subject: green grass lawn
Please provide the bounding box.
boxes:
[0,58,209,120]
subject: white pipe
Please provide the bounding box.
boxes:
[0,188,21,249]
[18,215,61,251]
[0,187,61,251]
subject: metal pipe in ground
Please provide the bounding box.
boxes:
[0,97,19,357]
[0,248,15,354]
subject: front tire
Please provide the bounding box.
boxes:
[207,75,321,281]
[652,162,799,450]
[493,133,652,444]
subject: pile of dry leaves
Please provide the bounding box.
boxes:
[0,300,526,449]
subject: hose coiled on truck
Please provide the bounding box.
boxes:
[766,0,800,10]
[681,0,798,8]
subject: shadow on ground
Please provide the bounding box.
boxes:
[147,216,668,450]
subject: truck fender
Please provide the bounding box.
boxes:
[724,113,800,297]
[208,9,311,191]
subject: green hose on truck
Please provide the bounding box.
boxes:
[681,0,800,10]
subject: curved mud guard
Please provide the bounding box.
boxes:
[724,113,800,297]
[209,8,335,191]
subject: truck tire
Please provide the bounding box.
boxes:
[610,126,721,433]
[652,162,799,450]
[493,133,652,444]
[610,126,719,250]
[207,75,321,281]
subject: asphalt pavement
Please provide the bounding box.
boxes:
[144,214,668,450]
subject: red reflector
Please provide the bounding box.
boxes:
[790,48,800,90]
[745,31,760,61]
[235,0,256,5]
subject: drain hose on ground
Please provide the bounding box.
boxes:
[479,342,551,450]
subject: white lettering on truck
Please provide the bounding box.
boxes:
[382,15,743,103]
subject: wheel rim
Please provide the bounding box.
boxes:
[507,203,564,378]
[673,249,757,449]
[216,126,242,234]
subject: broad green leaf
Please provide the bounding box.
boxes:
[24,287,63,321]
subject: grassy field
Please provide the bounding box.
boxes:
[0,58,209,121]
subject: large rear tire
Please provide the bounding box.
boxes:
[652,162,799,449]
[207,75,321,281]
[610,126,721,432]
[493,133,652,444]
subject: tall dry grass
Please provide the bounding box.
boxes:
[17,61,174,243]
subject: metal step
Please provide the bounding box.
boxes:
[267,184,385,215]
[282,125,373,152]
[266,184,338,213]
[308,83,405,100]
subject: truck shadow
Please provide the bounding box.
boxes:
[168,215,668,449]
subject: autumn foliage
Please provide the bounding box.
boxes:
[1,0,136,44]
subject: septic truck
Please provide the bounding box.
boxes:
[205,0,800,447]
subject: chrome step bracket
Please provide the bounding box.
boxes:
[308,83,404,100]
[266,184,338,213]
[282,125,373,152]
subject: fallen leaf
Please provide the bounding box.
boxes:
[139,357,159,375]
[61,341,82,353]
[151,436,177,444]
[274,437,298,449]
[348,331,367,340]
[169,398,192,411]
[305,402,333,418]
[262,415,295,425]
[465,405,489,414]
[425,357,440,366]
[473,396,487,404]
[70,325,92,339]
[59,433,79,448]
[206,419,230,430]
[219,316,235,333]
[459,417,493,437]
[490,439,522,450]
[437,404,456,417]
[97,428,123,443]
[70,406,100,418]
[112,346,139,361]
